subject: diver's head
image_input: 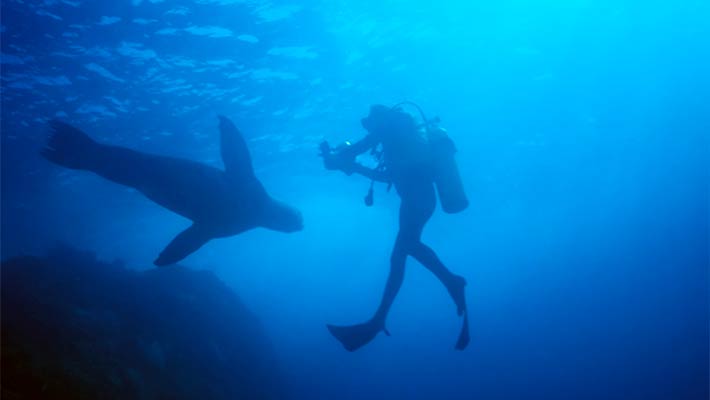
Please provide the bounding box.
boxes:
[360,104,391,133]
[262,197,304,233]
[361,104,416,136]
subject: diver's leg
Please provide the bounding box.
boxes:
[327,234,407,351]
[398,181,467,314]
[327,200,412,351]
[370,187,431,325]
[409,243,467,315]
[395,181,452,283]
[409,243,454,282]
[371,234,408,326]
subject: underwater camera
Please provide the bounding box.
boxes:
[319,140,375,206]
[319,140,355,174]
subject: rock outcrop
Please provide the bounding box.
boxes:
[1,246,283,400]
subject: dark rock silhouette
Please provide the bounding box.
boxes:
[1,245,283,400]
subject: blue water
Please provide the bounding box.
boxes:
[1,1,708,399]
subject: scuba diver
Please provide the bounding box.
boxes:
[320,103,470,351]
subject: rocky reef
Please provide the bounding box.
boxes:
[1,246,283,399]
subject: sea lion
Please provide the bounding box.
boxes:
[42,116,303,265]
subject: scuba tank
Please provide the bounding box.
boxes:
[427,124,469,214]
[393,102,469,214]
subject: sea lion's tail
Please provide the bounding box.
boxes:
[41,120,100,170]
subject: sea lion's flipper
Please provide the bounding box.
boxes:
[218,115,254,182]
[41,120,100,170]
[154,224,212,266]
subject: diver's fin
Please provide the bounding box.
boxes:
[327,321,385,352]
[455,311,470,350]
[217,115,254,182]
[41,120,99,170]
[154,224,211,266]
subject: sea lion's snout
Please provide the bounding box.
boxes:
[263,198,304,233]
[281,208,304,233]
[292,210,304,232]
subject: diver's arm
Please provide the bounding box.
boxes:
[321,134,379,173]
[350,163,390,183]
[339,134,379,158]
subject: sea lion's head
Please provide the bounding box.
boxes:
[261,197,303,233]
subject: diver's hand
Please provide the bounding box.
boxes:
[323,152,355,175]
[323,154,339,171]
[340,160,355,175]
[320,141,356,174]
[321,149,342,171]
[320,141,339,170]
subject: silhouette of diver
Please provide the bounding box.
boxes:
[42,116,303,266]
[321,104,470,351]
